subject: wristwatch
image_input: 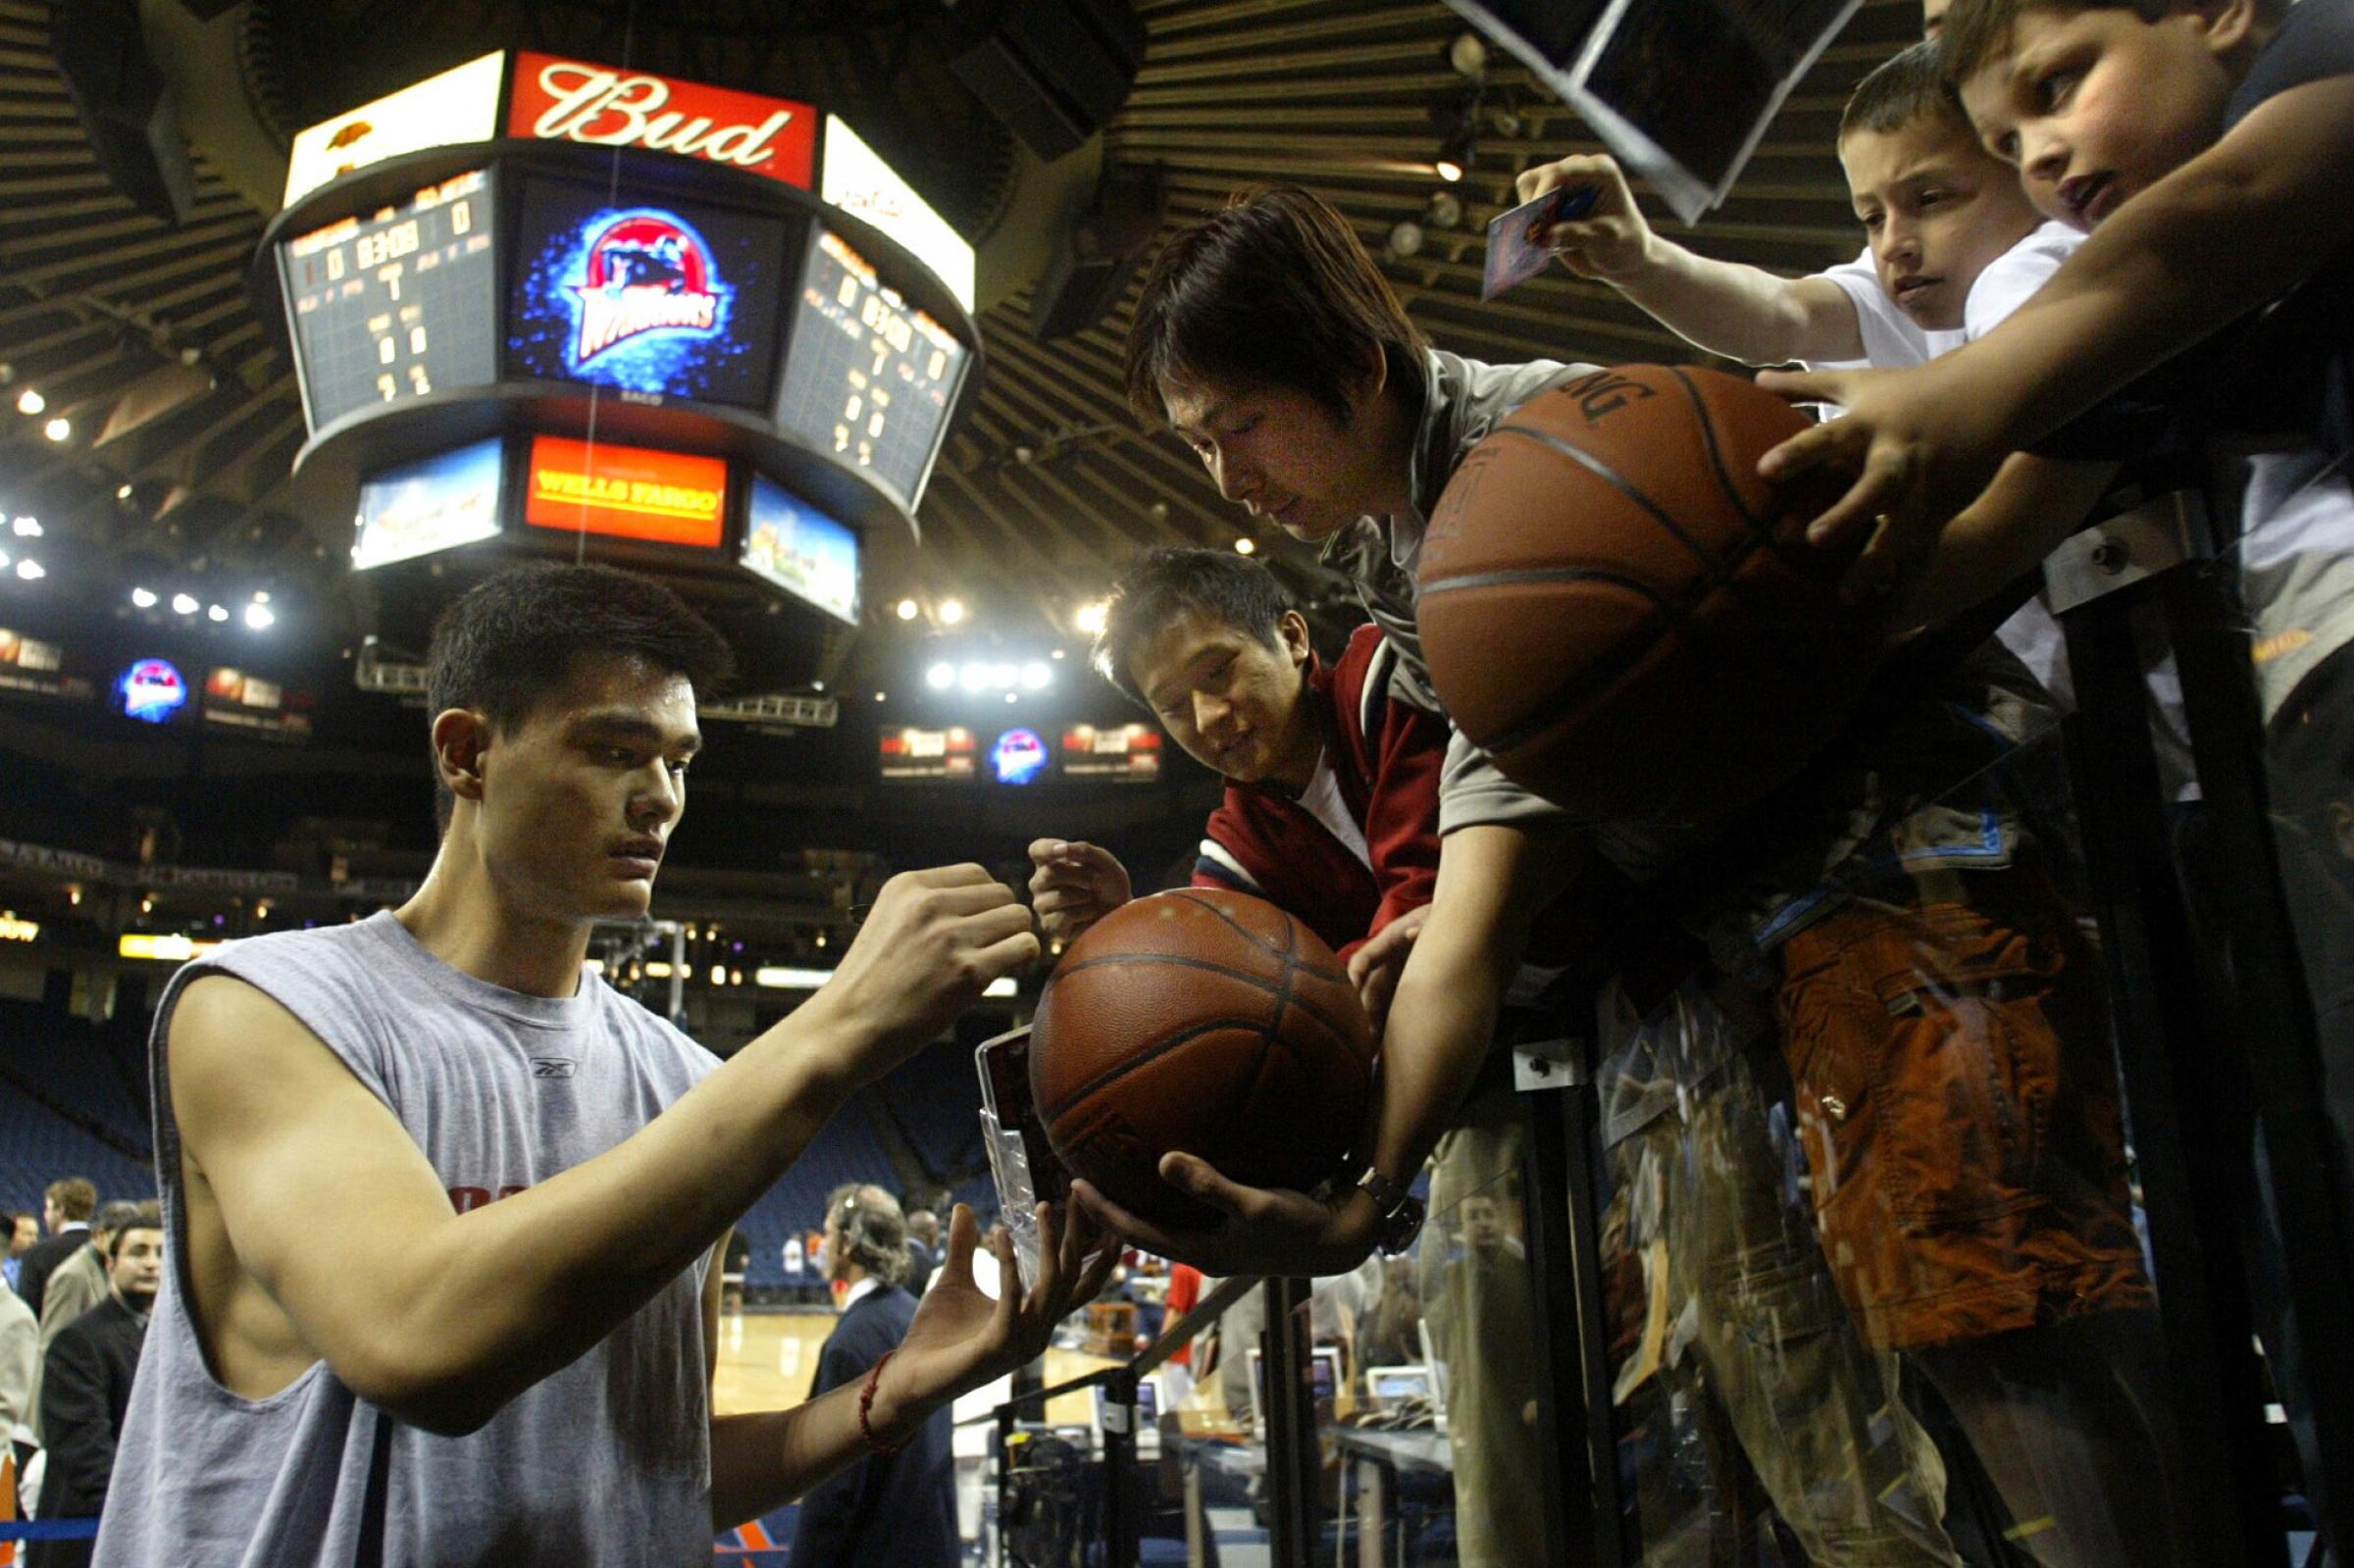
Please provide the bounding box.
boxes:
[1353,1166,1426,1257]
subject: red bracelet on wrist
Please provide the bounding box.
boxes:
[858,1349,911,1456]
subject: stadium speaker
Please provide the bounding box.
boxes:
[1031,163,1165,343]
[51,0,200,225]
[946,0,1148,162]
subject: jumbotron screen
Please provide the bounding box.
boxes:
[505,177,794,410]
[282,169,497,431]
[775,228,967,510]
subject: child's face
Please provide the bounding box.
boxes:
[1959,4,2247,230]
[1840,116,2041,329]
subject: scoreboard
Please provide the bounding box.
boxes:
[776,229,967,512]
[257,60,984,692]
[283,170,497,432]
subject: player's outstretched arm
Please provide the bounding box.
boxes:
[171,864,1039,1438]
[1027,838,1133,943]
[1760,74,2354,545]
[709,1201,1116,1530]
[1072,822,1574,1277]
[1518,153,1865,366]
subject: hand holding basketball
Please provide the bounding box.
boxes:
[869,1201,1120,1442]
[1515,153,1650,282]
[1026,839,1133,942]
[1071,1156,1384,1279]
[1756,355,2017,591]
[813,865,1040,1076]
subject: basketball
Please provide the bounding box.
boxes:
[1029,888,1377,1228]
[1414,364,1878,823]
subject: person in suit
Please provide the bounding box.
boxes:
[30,1204,159,1568]
[17,1181,95,1324]
[26,1203,148,1452]
[902,1207,942,1298]
[790,1185,955,1567]
[39,1204,145,1350]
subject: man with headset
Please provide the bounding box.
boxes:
[791,1185,955,1566]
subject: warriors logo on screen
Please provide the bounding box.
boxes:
[572,214,724,366]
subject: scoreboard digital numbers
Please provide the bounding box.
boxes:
[283,170,497,432]
[776,228,967,510]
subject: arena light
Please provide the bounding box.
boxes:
[958,661,990,692]
[12,559,41,582]
[1233,536,1255,555]
[206,603,230,623]
[0,914,37,942]
[984,976,1016,998]
[243,604,276,631]
[1074,600,1109,635]
[895,597,920,621]
[116,483,133,501]
[925,661,955,689]
[10,517,37,537]
[1020,661,1051,690]
[14,389,41,416]
[131,587,158,608]
[755,964,835,990]
[119,933,222,961]
[938,597,967,626]
[41,417,69,442]
[171,592,199,615]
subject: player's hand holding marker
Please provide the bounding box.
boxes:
[868,1199,1121,1446]
[1026,839,1133,943]
[1755,352,2019,602]
[1515,153,1649,283]
[807,864,1040,1078]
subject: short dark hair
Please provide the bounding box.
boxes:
[93,1200,146,1239]
[1092,547,1296,708]
[1940,0,2283,86]
[425,564,734,831]
[1842,40,1973,141]
[104,1201,161,1260]
[1125,184,1429,430]
[826,1183,910,1288]
[46,1179,95,1222]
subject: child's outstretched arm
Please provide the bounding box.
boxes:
[1518,153,1867,367]
[1758,75,2354,568]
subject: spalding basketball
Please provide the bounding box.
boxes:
[1415,364,1876,823]
[1030,888,1377,1229]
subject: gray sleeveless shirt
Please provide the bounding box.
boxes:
[97,912,723,1567]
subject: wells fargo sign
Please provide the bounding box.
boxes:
[523,435,728,548]
[508,53,817,188]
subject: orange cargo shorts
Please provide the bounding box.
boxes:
[1774,872,2155,1350]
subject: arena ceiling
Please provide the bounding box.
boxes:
[0,0,1924,677]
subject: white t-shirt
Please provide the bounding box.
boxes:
[1297,747,1373,871]
[1810,244,1966,372]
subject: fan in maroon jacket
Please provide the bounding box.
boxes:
[1030,547,1447,1028]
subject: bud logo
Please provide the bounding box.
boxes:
[510,53,816,189]
[573,213,723,364]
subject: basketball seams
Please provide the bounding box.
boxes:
[1479,423,1715,570]
[1668,366,1770,540]
[1164,887,1291,961]
[1036,1015,1273,1125]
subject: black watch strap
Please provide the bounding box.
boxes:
[1353,1166,1426,1256]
